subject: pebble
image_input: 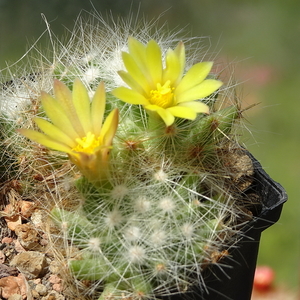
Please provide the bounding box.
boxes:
[8,294,23,300]
[35,283,48,296]
[31,289,40,298]
[14,223,41,250]
[41,291,65,300]
[10,251,48,279]
[13,240,26,253]
[0,275,26,299]
[19,200,35,220]
[49,274,61,284]
[2,237,13,244]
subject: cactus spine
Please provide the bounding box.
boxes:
[0,14,253,300]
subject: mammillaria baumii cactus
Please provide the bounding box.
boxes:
[0,13,286,300]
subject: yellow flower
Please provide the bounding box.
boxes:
[112,37,223,126]
[19,79,119,182]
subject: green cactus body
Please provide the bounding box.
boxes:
[0,15,254,300]
[50,102,240,298]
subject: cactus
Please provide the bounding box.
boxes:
[0,14,255,300]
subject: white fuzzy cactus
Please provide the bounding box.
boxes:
[0,13,255,300]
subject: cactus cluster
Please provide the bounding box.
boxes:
[0,15,255,300]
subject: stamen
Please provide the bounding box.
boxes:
[73,132,101,153]
[149,80,174,108]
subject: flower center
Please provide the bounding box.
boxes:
[149,80,174,108]
[73,132,101,154]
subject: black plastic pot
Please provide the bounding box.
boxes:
[169,153,288,300]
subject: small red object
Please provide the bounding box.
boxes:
[253,266,275,291]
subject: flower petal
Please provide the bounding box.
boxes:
[53,79,85,136]
[91,82,105,136]
[162,49,183,86]
[146,40,163,85]
[174,41,185,71]
[144,104,161,112]
[18,129,72,153]
[175,62,213,95]
[178,101,209,114]
[100,108,119,148]
[167,106,197,120]
[112,87,149,105]
[145,104,175,126]
[40,91,80,140]
[176,79,223,103]
[118,71,146,95]
[34,117,76,148]
[72,79,92,135]
[122,52,152,92]
[128,37,147,72]
[156,108,175,127]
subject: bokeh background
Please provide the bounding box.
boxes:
[1,0,299,294]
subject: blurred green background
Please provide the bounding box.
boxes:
[1,0,299,293]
